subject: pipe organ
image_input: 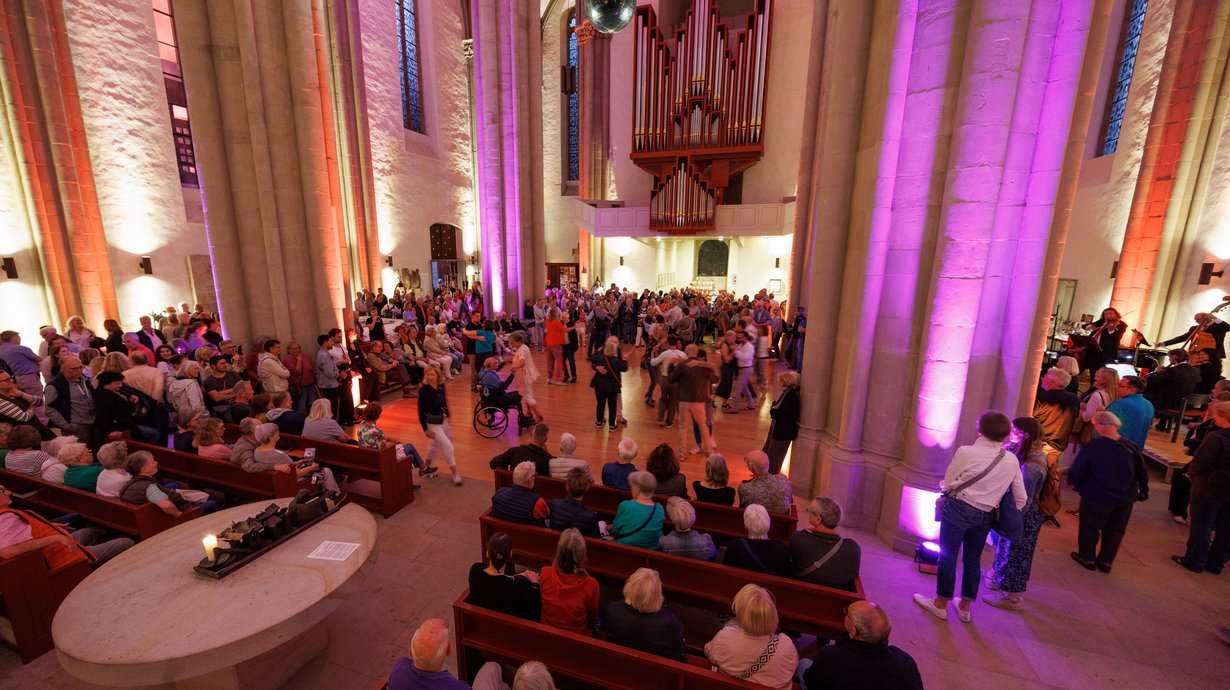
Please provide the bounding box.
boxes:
[632,0,772,233]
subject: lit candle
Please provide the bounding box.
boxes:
[203,535,218,563]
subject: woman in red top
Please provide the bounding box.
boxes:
[282,341,317,415]
[544,307,568,384]
[539,528,599,634]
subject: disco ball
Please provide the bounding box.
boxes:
[586,0,635,34]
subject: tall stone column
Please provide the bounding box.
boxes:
[791,0,1110,551]
[0,0,118,331]
[471,0,544,311]
[175,0,350,349]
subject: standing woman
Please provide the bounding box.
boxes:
[533,299,548,351]
[562,305,581,384]
[589,336,628,432]
[418,367,462,485]
[103,320,126,354]
[1075,368,1119,450]
[282,341,316,415]
[714,331,737,406]
[508,332,543,425]
[1067,411,1149,573]
[984,417,1048,611]
[764,372,801,475]
[544,308,567,385]
[64,316,95,350]
[1083,307,1128,383]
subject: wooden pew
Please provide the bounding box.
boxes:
[453,592,787,690]
[492,469,797,543]
[126,440,307,500]
[0,549,89,663]
[0,469,201,539]
[479,511,861,640]
[222,424,415,517]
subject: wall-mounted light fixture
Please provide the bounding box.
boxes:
[139,256,153,275]
[774,257,780,269]
[619,256,625,266]
[1199,262,1224,285]
[1,257,17,280]
[1109,260,1119,280]
[385,256,394,267]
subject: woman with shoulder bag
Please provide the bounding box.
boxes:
[418,367,461,486]
[984,417,1049,611]
[915,411,1026,623]
[589,336,628,432]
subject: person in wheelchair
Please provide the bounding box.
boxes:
[478,357,529,428]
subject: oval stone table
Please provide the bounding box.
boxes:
[52,499,377,689]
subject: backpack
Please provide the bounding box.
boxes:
[1026,457,1063,517]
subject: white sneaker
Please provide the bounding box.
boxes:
[913,593,948,621]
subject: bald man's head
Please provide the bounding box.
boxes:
[409,618,451,671]
[847,601,891,644]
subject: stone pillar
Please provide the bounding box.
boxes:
[471,0,543,311]
[791,0,1110,551]
[1111,0,1220,332]
[175,0,349,348]
[0,0,118,332]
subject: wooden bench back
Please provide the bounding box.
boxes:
[479,511,860,640]
[0,549,89,663]
[0,469,200,538]
[126,440,305,500]
[222,424,414,517]
[453,591,784,690]
[492,469,797,543]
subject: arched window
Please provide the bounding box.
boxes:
[566,11,579,182]
[697,240,729,277]
[1099,0,1148,156]
[398,0,425,134]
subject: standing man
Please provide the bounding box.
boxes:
[43,356,101,449]
[1033,368,1080,465]
[1068,411,1149,574]
[135,315,167,352]
[0,331,45,417]
[1173,402,1230,574]
[650,335,687,428]
[1105,376,1154,451]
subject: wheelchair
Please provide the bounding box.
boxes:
[473,395,522,438]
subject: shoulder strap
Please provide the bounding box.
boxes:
[738,538,772,572]
[611,502,660,539]
[944,449,1006,497]
[798,537,845,578]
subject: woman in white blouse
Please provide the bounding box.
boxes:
[1076,368,1120,446]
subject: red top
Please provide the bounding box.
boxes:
[544,320,568,347]
[539,566,599,634]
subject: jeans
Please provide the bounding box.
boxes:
[645,366,660,401]
[936,497,993,600]
[290,386,316,416]
[1076,497,1134,566]
[72,527,133,564]
[1181,494,1230,573]
[657,381,677,425]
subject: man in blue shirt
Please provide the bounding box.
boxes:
[1105,376,1154,450]
[0,331,45,402]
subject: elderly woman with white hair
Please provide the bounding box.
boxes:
[94,440,130,498]
[705,584,798,689]
[609,471,664,550]
[43,442,96,490]
[659,497,716,561]
[789,496,861,591]
[246,423,340,494]
[166,360,209,419]
[722,504,791,577]
[601,567,685,660]
[763,371,801,474]
[420,325,456,381]
[601,437,638,490]
[548,432,592,481]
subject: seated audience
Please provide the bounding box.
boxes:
[267,391,307,436]
[388,618,476,690]
[119,450,223,514]
[40,436,82,483]
[539,528,600,635]
[467,531,542,621]
[302,398,350,444]
[0,422,10,467]
[61,442,103,491]
[490,461,550,526]
[470,661,558,690]
[609,471,665,550]
[251,423,340,494]
[705,584,798,690]
[171,409,201,453]
[490,422,553,476]
[601,567,685,661]
[229,417,260,469]
[4,424,51,476]
[249,393,273,423]
[167,360,209,421]
[646,442,688,499]
[0,482,133,565]
[93,371,143,441]
[693,453,736,506]
[738,451,792,514]
[1145,348,1202,421]
[548,432,592,481]
[659,496,716,561]
[602,437,638,489]
[723,504,791,577]
[94,440,130,498]
[789,497,861,591]
[800,601,923,690]
[357,402,427,474]
[548,467,600,538]
[192,417,232,461]
[0,371,53,440]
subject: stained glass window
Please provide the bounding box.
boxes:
[1100,0,1148,156]
[152,0,197,186]
[567,13,579,182]
[399,0,425,134]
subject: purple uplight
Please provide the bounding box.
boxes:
[921,541,940,553]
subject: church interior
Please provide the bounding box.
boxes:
[2,0,1230,688]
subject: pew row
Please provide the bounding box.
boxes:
[0,469,202,539]
[492,469,797,543]
[453,592,792,690]
[222,424,415,517]
[126,440,308,501]
[0,549,89,663]
[479,511,862,640]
